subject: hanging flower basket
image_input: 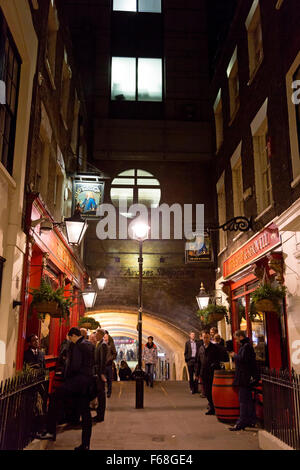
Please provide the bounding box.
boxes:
[197,304,228,325]
[33,301,59,315]
[254,299,276,312]
[78,316,100,330]
[29,279,73,321]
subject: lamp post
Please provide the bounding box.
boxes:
[131,221,150,409]
[196,282,210,310]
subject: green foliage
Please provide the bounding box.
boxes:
[78,316,100,329]
[251,283,286,313]
[29,278,73,321]
[196,304,228,325]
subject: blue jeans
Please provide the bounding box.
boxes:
[236,386,256,427]
[145,364,155,386]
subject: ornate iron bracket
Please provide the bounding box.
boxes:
[207,216,253,233]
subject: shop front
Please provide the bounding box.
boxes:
[222,223,289,371]
[16,194,86,390]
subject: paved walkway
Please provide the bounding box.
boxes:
[27,381,260,450]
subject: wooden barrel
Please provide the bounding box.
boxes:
[212,370,240,424]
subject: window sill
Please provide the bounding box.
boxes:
[291,174,300,189]
[228,104,240,127]
[44,57,56,91]
[254,203,274,221]
[0,162,16,189]
[247,55,264,86]
[232,231,244,243]
[218,246,228,257]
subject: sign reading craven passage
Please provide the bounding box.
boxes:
[73,180,104,217]
[185,234,212,263]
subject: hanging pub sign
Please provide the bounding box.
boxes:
[185,233,212,263]
[73,178,105,217]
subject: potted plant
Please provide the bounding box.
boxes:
[251,283,286,314]
[29,279,73,321]
[197,304,228,325]
[78,316,100,330]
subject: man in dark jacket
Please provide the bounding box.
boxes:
[37,327,95,450]
[23,334,46,369]
[229,329,259,431]
[196,331,221,415]
[103,331,117,398]
[184,331,201,394]
[94,328,108,422]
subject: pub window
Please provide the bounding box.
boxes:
[0,10,21,176]
[246,0,264,80]
[253,116,273,214]
[113,0,161,13]
[110,169,161,209]
[111,57,162,102]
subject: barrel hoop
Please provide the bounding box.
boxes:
[216,414,240,418]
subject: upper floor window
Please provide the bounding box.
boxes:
[60,49,72,128]
[111,57,162,102]
[0,11,21,175]
[113,0,161,13]
[227,47,240,123]
[246,0,264,80]
[111,169,161,209]
[286,53,300,185]
[214,89,223,153]
[231,145,244,217]
[45,0,59,89]
[216,173,227,253]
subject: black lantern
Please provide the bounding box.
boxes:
[82,277,97,309]
[64,205,88,246]
[96,272,107,290]
[196,282,210,310]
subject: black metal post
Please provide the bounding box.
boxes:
[135,240,144,409]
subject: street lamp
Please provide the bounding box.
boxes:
[96,272,107,290]
[64,205,88,246]
[82,277,97,309]
[196,282,210,310]
[131,220,150,409]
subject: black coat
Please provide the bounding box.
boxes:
[119,366,132,381]
[184,340,201,363]
[23,348,45,369]
[233,337,260,387]
[215,343,229,362]
[95,341,108,376]
[63,337,95,395]
[196,342,221,379]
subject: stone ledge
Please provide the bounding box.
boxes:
[258,430,294,450]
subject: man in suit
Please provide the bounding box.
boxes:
[196,331,221,415]
[94,328,107,422]
[36,327,95,451]
[184,331,201,394]
[23,334,46,370]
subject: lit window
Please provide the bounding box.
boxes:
[232,157,244,217]
[246,0,264,80]
[113,0,161,13]
[111,57,162,102]
[214,89,223,153]
[216,173,227,253]
[111,169,161,208]
[227,48,240,122]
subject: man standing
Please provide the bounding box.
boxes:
[184,331,200,394]
[210,327,225,346]
[229,330,259,431]
[142,336,158,387]
[196,331,221,415]
[94,328,108,422]
[23,334,45,370]
[37,327,95,450]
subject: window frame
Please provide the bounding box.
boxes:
[112,0,162,13]
[227,48,240,124]
[214,89,223,153]
[246,0,264,82]
[0,10,21,176]
[216,173,227,254]
[253,118,273,215]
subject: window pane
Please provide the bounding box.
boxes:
[111,178,135,186]
[113,0,137,12]
[119,169,135,176]
[138,188,161,207]
[111,187,134,206]
[138,58,162,102]
[139,0,161,13]
[111,57,136,101]
[137,178,160,186]
[137,169,153,176]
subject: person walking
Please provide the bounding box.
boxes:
[196,331,221,415]
[228,330,259,431]
[94,328,108,423]
[103,331,117,398]
[36,327,95,451]
[142,336,158,387]
[184,331,201,394]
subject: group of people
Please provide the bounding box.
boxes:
[184,327,260,431]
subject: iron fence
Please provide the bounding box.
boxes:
[261,368,300,449]
[0,368,49,450]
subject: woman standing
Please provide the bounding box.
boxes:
[142,336,158,387]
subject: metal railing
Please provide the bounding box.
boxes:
[0,368,49,450]
[261,368,300,449]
